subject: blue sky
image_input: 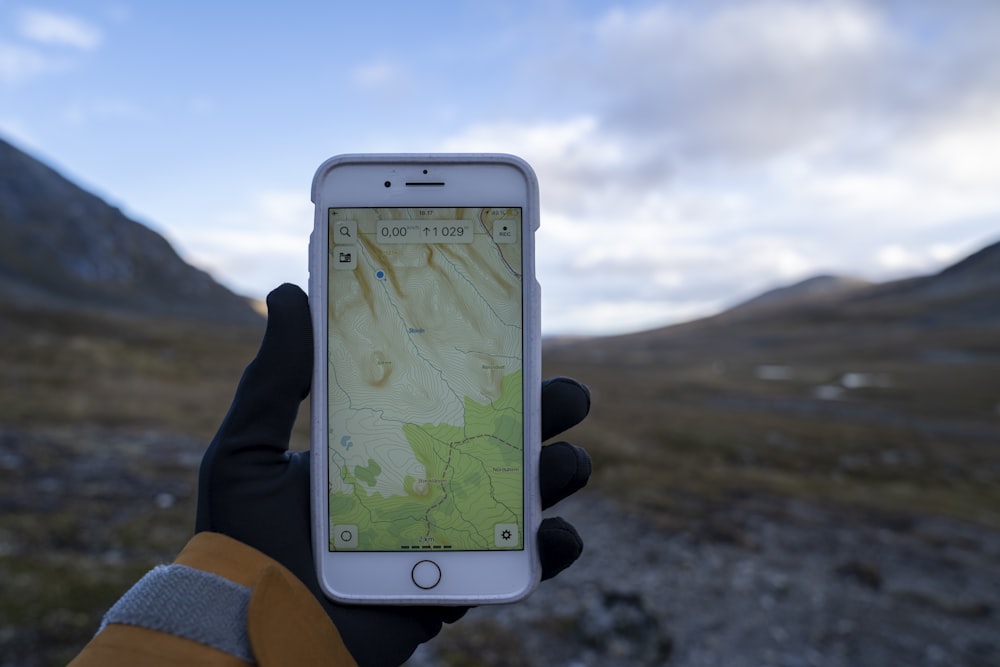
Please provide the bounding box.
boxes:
[3,0,999,335]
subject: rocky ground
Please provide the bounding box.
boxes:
[2,424,998,667]
[0,426,202,667]
[410,493,1000,667]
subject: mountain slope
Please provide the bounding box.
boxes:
[541,237,1000,541]
[844,239,1000,326]
[730,274,872,313]
[546,236,1000,438]
[0,137,259,323]
[572,237,1000,355]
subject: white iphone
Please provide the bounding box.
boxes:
[309,154,541,604]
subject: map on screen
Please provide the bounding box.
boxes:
[326,207,524,552]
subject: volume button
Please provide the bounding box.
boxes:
[308,231,314,292]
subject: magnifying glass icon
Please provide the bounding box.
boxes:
[339,225,351,238]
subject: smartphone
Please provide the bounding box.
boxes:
[309,154,541,604]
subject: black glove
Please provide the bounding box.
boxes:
[196,283,592,667]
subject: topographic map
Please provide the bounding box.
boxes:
[326,207,524,552]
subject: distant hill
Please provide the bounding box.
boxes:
[0,136,260,324]
[541,235,1000,534]
[844,240,1000,326]
[731,274,872,313]
[547,237,1000,366]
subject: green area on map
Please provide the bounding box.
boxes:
[330,371,524,551]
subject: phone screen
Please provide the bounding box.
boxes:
[326,206,524,553]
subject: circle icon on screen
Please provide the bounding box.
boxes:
[333,524,359,549]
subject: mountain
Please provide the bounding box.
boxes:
[730,274,872,313]
[844,240,1000,326]
[545,237,1000,421]
[541,235,1000,536]
[0,137,260,323]
[713,240,1000,334]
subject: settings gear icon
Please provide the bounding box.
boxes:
[495,523,518,546]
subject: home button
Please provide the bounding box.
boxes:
[411,560,442,589]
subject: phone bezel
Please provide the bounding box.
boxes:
[309,154,541,604]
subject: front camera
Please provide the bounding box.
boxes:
[384,181,392,188]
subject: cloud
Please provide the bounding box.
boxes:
[250,190,314,232]
[572,0,893,163]
[0,9,102,85]
[439,115,679,226]
[183,228,308,298]
[18,9,102,50]
[891,104,1000,191]
[433,0,1000,334]
[548,0,1000,176]
[876,244,926,273]
[107,0,999,336]
[0,42,54,84]
[173,190,314,297]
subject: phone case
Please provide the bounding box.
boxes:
[309,154,541,604]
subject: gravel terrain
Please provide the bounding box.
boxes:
[410,493,1000,667]
[3,426,997,667]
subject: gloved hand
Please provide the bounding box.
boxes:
[196,283,592,667]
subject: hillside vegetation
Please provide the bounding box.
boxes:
[546,242,1000,530]
[2,135,998,666]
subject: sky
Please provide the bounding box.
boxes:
[2,0,999,336]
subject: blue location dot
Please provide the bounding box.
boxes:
[375,270,385,280]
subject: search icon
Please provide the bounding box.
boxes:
[334,220,357,244]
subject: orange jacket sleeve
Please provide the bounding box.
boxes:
[68,532,357,667]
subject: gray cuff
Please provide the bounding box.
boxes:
[100,564,254,664]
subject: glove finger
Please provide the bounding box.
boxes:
[538,516,583,580]
[437,607,470,624]
[539,441,592,510]
[210,283,312,462]
[541,377,591,442]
